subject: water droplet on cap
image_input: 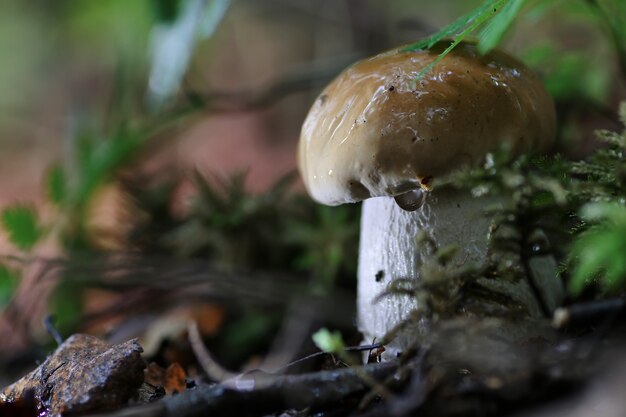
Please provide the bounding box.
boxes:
[394,189,426,211]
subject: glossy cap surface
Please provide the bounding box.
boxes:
[298,41,556,205]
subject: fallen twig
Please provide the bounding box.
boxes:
[88,360,400,417]
[189,318,386,381]
[187,321,238,382]
[553,297,626,328]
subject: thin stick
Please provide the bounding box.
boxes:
[187,321,238,382]
[553,298,626,328]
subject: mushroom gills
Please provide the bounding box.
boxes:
[393,188,426,211]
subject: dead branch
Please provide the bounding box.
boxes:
[553,298,626,329]
[87,360,401,417]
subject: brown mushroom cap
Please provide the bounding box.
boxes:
[298,41,556,206]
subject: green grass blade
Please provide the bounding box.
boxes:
[403,0,507,52]
[478,0,527,54]
[412,0,510,81]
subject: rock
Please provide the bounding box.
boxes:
[0,334,145,416]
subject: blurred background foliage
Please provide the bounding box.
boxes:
[0,0,624,377]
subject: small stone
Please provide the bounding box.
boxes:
[0,334,145,416]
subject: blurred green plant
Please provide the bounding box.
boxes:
[0,0,229,325]
[121,171,360,365]
[165,171,296,266]
[0,0,232,255]
[1,206,42,252]
[47,166,67,206]
[132,171,359,290]
[568,203,626,294]
[61,0,153,61]
[523,43,611,105]
[568,103,626,201]
[284,204,359,291]
[0,265,18,309]
[566,103,626,293]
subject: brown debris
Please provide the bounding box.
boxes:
[144,362,188,395]
[0,334,145,416]
[164,363,188,395]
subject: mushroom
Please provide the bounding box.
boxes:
[297,41,560,355]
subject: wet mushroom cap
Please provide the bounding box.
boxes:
[298,41,556,206]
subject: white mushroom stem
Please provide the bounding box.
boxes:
[357,187,563,357]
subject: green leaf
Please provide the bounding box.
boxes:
[408,0,512,80]
[568,203,626,294]
[1,206,41,251]
[47,165,66,205]
[569,231,613,293]
[403,0,508,52]
[478,0,526,54]
[312,328,345,353]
